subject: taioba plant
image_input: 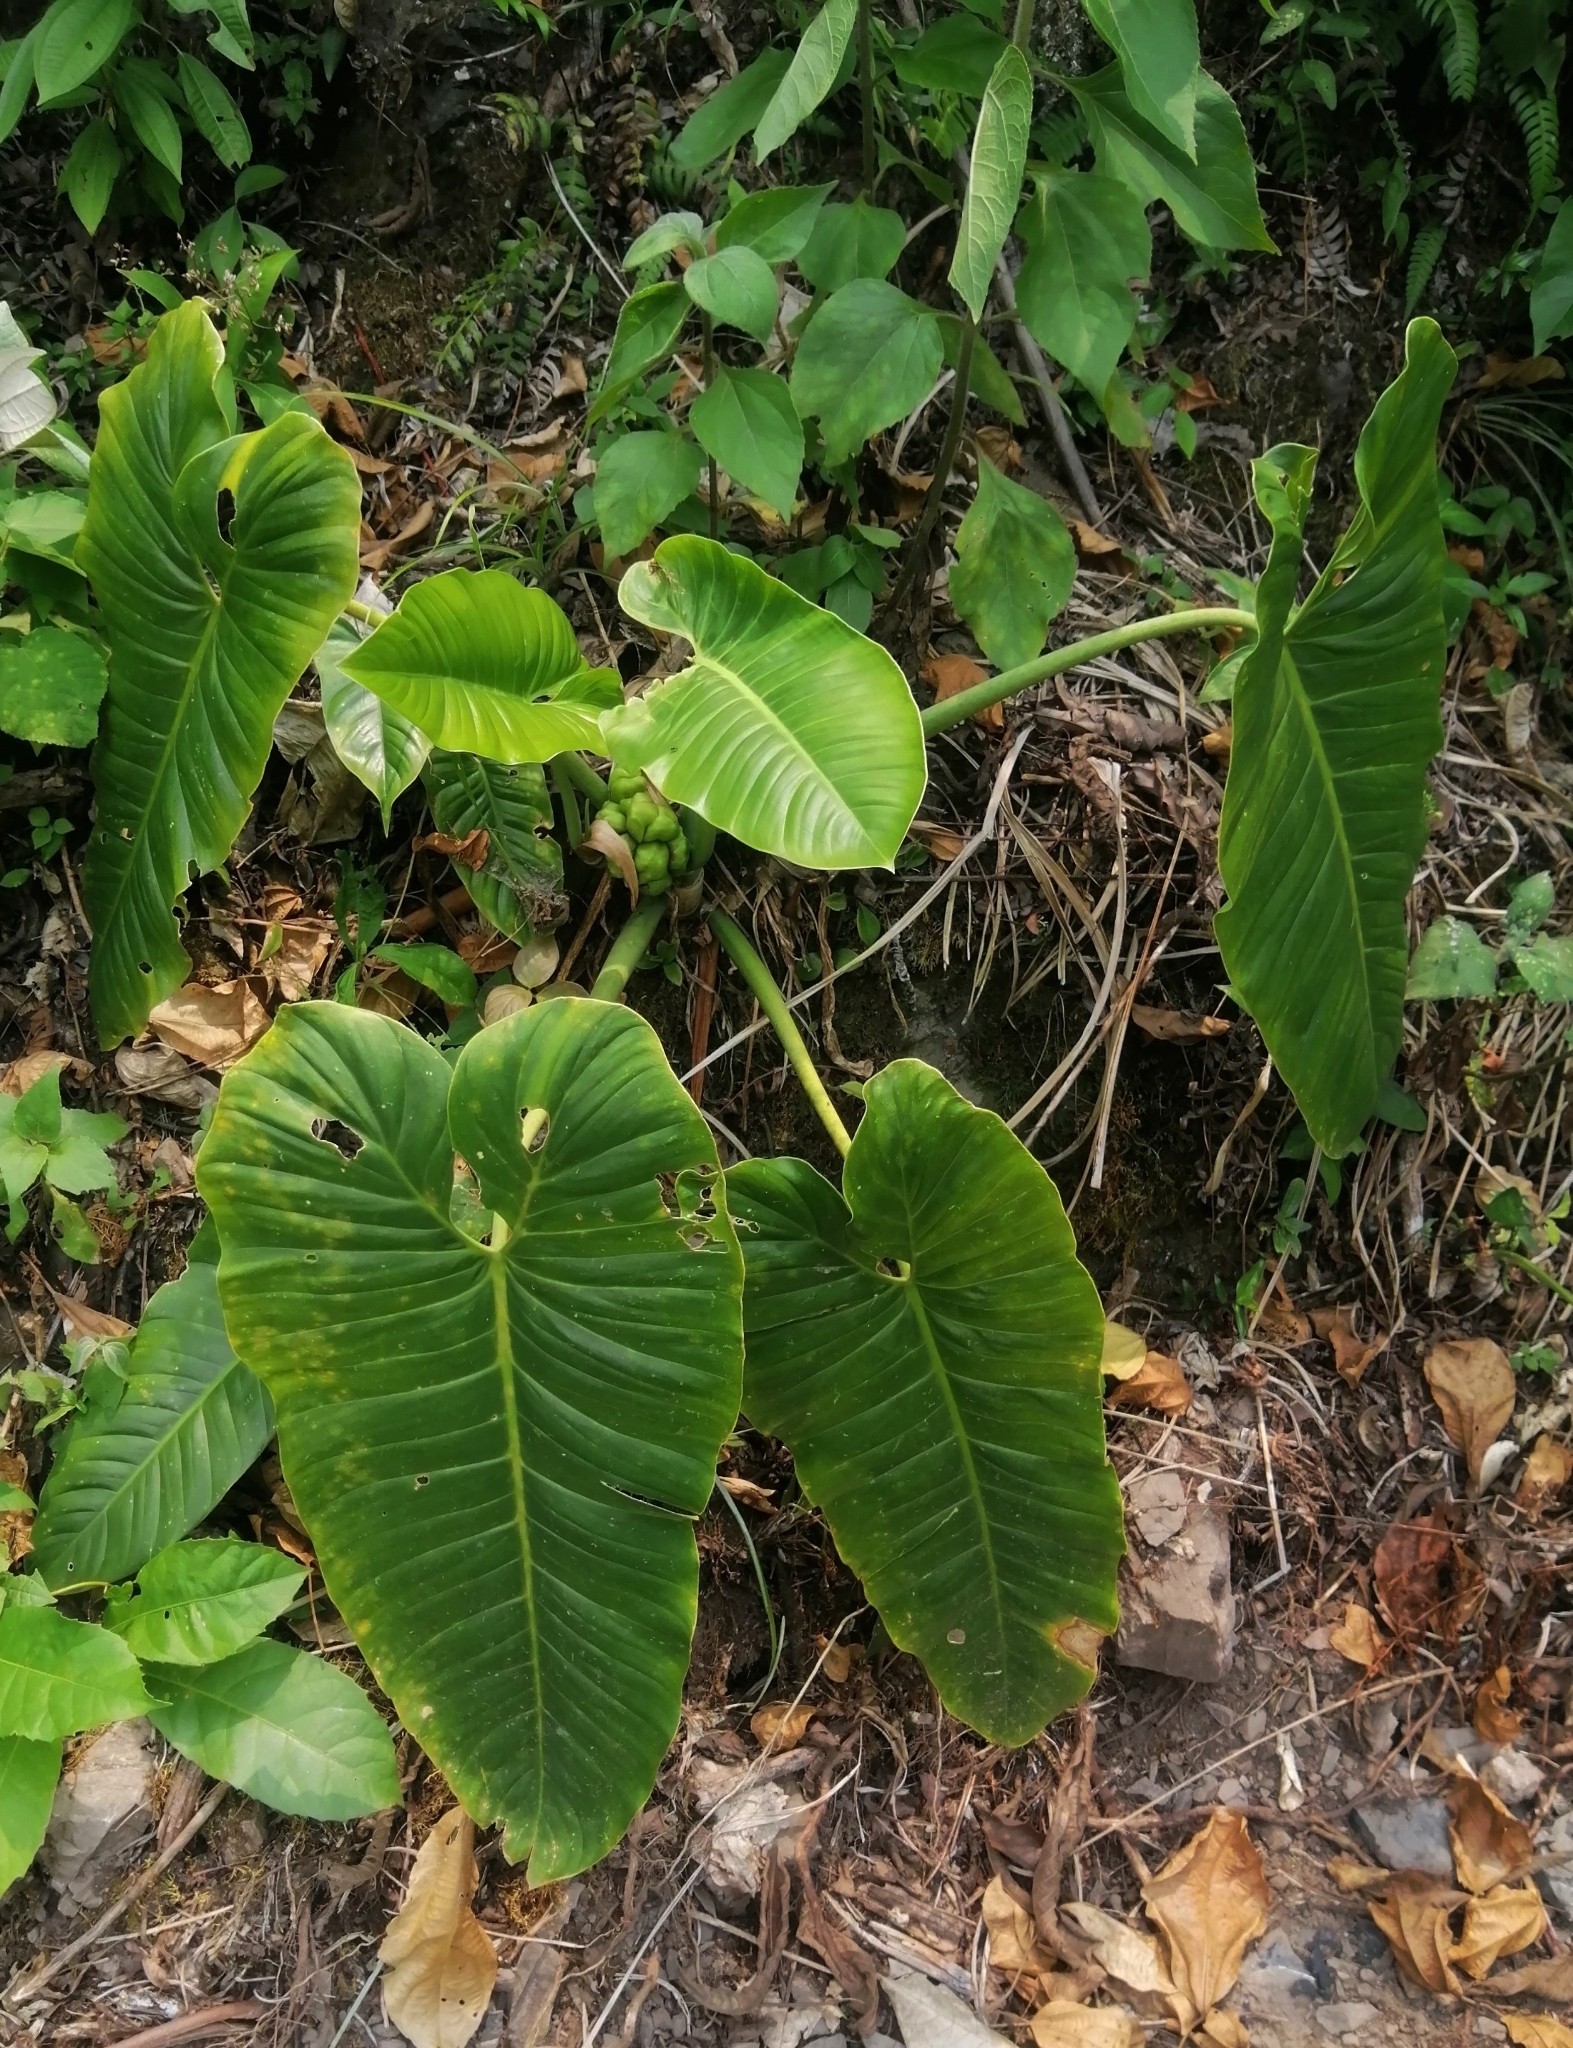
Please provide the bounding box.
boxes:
[3,299,1456,1884]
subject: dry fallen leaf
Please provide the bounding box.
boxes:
[1060,1901,1177,2018]
[113,1042,218,1111]
[1492,1956,1573,1999]
[149,979,271,1069]
[1472,1665,1523,1745]
[1198,2012,1248,2048]
[0,1448,33,1564]
[716,1472,775,1512]
[1100,1320,1148,1380]
[922,653,1001,732]
[1477,353,1565,390]
[1309,1303,1387,1386]
[982,1875,1054,1984]
[1505,2016,1573,2048]
[46,1286,132,1342]
[1369,1874,1464,1995]
[1029,2003,1140,2048]
[1,1050,88,1095]
[1447,1775,1534,1894]
[1517,1434,1573,1516]
[907,819,968,861]
[1105,1351,1191,1417]
[1325,1857,1391,1894]
[1372,1511,1477,1643]
[750,1701,814,1749]
[415,827,490,870]
[379,1808,498,2048]
[1129,1004,1230,1043]
[1424,1336,1515,1492]
[1142,1809,1269,2036]
[1327,1601,1385,1669]
[1451,1882,1546,1980]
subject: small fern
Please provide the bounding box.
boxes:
[1405,219,1448,310]
[643,145,705,208]
[1416,0,1482,99]
[1508,80,1559,206]
[1032,105,1087,167]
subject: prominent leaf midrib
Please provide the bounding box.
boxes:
[686,648,869,849]
[154,1663,360,1767]
[489,1244,545,1850]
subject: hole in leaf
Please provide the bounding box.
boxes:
[656,1172,681,1217]
[215,488,237,542]
[520,1107,549,1153]
[683,1227,712,1251]
[119,827,134,842]
[414,1474,429,1489]
[311,1118,364,1161]
[138,961,152,976]
[875,1255,908,1280]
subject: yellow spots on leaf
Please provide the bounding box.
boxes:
[1048,1616,1108,1673]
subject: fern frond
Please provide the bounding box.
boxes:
[1405,219,1447,310]
[1416,0,1482,98]
[1508,81,1559,205]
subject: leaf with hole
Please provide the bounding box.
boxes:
[690,366,804,520]
[754,0,858,159]
[950,45,1033,323]
[1015,170,1151,397]
[35,0,135,103]
[422,752,562,943]
[30,1229,274,1591]
[1081,0,1200,155]
[104,1537,304,1665]
[0,1735,61,1899]
[609,536,926,870]
[339,568,620,764]
[0,1603,150,1740]
[79,302,360,1046]
[1216,319,1458,1156]
[317,619,431,831]
[683,247,780,342]
[198,999,744,1877]
[1073,66,1273,253]
[950,458,1076,670]
[790,280,944,469]
[729,1060,1123,1742]
[593,432,705,562]
[148,1637,399,1819]
[0,628,107,748]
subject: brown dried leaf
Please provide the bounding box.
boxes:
[1309,1303,1387,1386]
[2,1051,90,1095]
[579,818,639,903]
[1327,1601,1385,1669]
[1476,353,1565,390]
[982,1875,1053,1983]
[907,820,968,861]
[379,1809,498,2048]
[1423,1336,1515,1492]
[1,1448,33,1564]
[973,426,1024,475]
[1505,2017,1573,2048]
[1492,1957,1573,1999]
[1129,1005,1229,1043]
[415,828,490,871]
[1368,1874,1464,1995]
[1029,2004,1140,2048]
[46,1286,132,1341]
[1517,1434,1573,1516]
[922,653,1001,732]
[262,921,334,1005]
[113,1043,217,1111]
[1105,1352,1191,1416]
[1174,374,1222,413]
[717,1473,776,1511]
[1199,2012,1248,2048]
[1472,1665,1523,1746]
[1447,1775,1533,1894]
[1326,1858,1391,1894]
[1069,520,1126,560]
[1060,1901,1176,2019]
[148,979,271,1069]
[750,1702,815,1750]
[1373,1512,1463,1641]
[1450,1882,1546,1980]
[1141,1810,1269,2035]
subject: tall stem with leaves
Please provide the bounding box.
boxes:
[1011,0,1036,49]
[889,314,975,612]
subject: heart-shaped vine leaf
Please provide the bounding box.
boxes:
[79,301,360,1046]
[950,458,1076,670]
[199,999,744,1879]
[422,752,563,942]
[340,568,620,764]
[728,1060,1123,1743]
[714,182,833,263]
[0,1735,61,1899]
[1073,65,1274,253]
[1216,318,1458,1156]
[105,1538,304,1665]
[1015,169,1151,397]
[797,198,907,292]
[790,280,945,469]
[0,1604,151,1740]
[31,1227,273,1591]
[683,247,780,342]
[588,281,690,425]
[690,367,804,520]
[1082,0,1200,155]
[609,536,926,870]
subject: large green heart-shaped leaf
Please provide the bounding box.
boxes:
[791,280,945,469]
[729,1061,1122,1743]
[1081,0,1199,155]
[950,45,1033,323]
[0,1604,151,1740]
[608,536,926,870]
[690,367,804,521]
[199,999,744,1879]
[1216,319,1458,1157]
[1073,66,1273,253]
[340,568,620,764]
[1016,170,1151,397]
[423,751,563,943]
[950,458,1076,670]
[31,1227,273,1591]
[79,301,360,1046]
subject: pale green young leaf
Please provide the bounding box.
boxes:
[1216,319,1458,1155]
[199,999,743,1875]
[593,431,704,561]
[587,281,689,425]
[1074,66,1274,253]
[730,1060,1122,1743]
[714,183,834,263]
[35,0,134,102]
[691,366,803,519]
[950,459,1076,670]
[0,1605,150,1741]
[422,753,562,943]
[796,198,907,292]
[0,628,107,747]
[754,0,858,159]
[0,1736,61,1899]
[317,620,431,831]
[683,246,779,342]
[670,47,791,171]
[610,536,926,870]
[1081,0,1200,155]
[105,1538,304,1665]
[176,52,250,168]
[790,280,944,467]
[1016,169,1151,395]
[60,119,122,235]
[1406,917,1498,1000]
[623,211,706,269]
[950,45,1033,323]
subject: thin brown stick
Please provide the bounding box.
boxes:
[107,2002,266,2047]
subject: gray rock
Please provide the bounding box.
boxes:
[1129,1468,1188,1548]
[1351,1797,1453,1880]
[1314,2004,1378,2039]
[1236,1932,1319,2008]
[42,1719,155,1913]
[1482,1747,1545,1806]
[1115,1495,1235,1683]
[1541,1810,1573,1919]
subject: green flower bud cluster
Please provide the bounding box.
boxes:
[597,768,690,895]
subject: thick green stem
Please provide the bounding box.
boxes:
[343,595,381,626]
[920,606,1254,736]
[549,761,583,846]
[709,910,852,1159]
[701,313,719,540]
[683,811,717,868]
[890,313,976,612]
[858,0,877,194]
[590,894,666,1002]
[1011,0,1036,49]
[555,750,608,805]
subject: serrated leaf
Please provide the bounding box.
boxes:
[755,0,858,159]
[1407,917,1498,1000]
[148,1637,399,1819]
[79,302,360,1046]
[950,45,1033,323]
[422,752,563,943]
[588,282,689,426]
[1216,319,1458,1156]
[35,0,134,102]
[176,51,251,168]
[790,279,944,468]
[0,1604,150,1740]
[592,431,705,561]
[0,628,107,747]
[105,1537,304,1665]
[0,1735,61,1899]
[671,47,791,171]
[1016,169,1151,395]
[690,366,804,519]
[950,458,1076,669]
[715,182,834,263]
[796,198,907,293]
[1073,66,1273,253]
[1082,0,1200,155]
[683,246,779,341]
[729,1060,1123,1742]
[30,1236,274,1590]
[339,568,620,764]
[610,536,926,870]
[317,619,431,831]
[198,999,744,1877]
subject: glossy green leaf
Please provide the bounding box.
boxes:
[950,459,1076,670]
[671,47,791,170]
[1407,917,1498,1000]
[0,1735,61,1899]
[1016,170,1151,395]
[339,568,619,764]
[730,1060,1123,1743]
[609,536,925,870]
[199,999,744,1878]
[755,0,858,159]
[423,752,563,943]
[60,119,122,235]
[105,1538,304,1665]
[1504,872,1553,942]
[950,46,1033,323]
[317,619,430,831]
[372,942,478,1007]
[715,183,834,263]
[691,366,804,519]
[683,247,779,342]
[176,51,250,168]
[31,1233,274,1591]
[0,1604,150,1740]
[1074,66,1273,253]
[588,282,689,425]
[148,1638,399,1820]
[35,0,134,101]
[80,302,359,1046]
[891,16,1011,94]
[623,211,706,269]
[796,198,907,293]
[1082,0,1199,155]
[791,280,944,468]
[1216,320,1458,1157]
[0,627,106,747]
[115,57,185,182]
[593,431,705,561]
